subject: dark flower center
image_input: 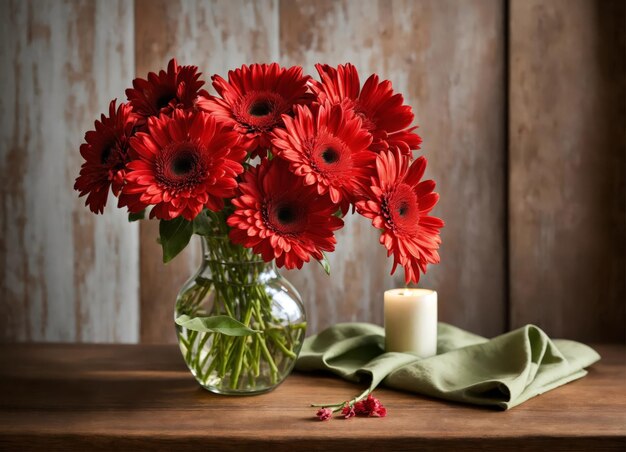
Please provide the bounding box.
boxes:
[264,200,307,235]
[310,138,350,179]
[382,184,420,234]
[398,201,409,217]
[171,153,195,175]
[156,141,207,192]
[156,92,175,110]
[321,148,339,164]
[101,146,113,164]
[234,91,289,131]
[100,142,126,169]
[248,100,272,117]
[276,205,296,224]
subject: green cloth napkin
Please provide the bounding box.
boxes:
[295,322,600,410]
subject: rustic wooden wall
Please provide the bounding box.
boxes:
[0,0,139,342]
[509,0,625,342]
[0,0,623,344]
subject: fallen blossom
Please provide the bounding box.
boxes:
[341,403,356,419]
[316,408,333,421]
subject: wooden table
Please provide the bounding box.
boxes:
[0,344,624,451]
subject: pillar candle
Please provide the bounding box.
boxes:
[384,288,437,357]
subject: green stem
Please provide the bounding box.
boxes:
[229,337,246,389]
[185,330,198,363]
[194,332,211,377]
[252,335,261,376]
[310,387,372,411]
[268,331,297,359]
[258,333,279,381]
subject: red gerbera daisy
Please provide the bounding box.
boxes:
[356,150,443,284]
[126,58,205,122]
[309,63,422,155]
[271,102,375,207]
[196,63,311,158]
[74,100,138,214]
[227,158,343,270]
[121,109,246,221]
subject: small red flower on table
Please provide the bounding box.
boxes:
[309,63,422,156]
[197,63,311,158]
[126,58,205,122]
[313,393,387,421]
[121,109,246,220]
[227,158,344,270]
[272,102,375,208]
[354,394,388,417]
[341,403,356,419]
[74,100,138,214]
[356,150,444,284]
[316,408,333,421]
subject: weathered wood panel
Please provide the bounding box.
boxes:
[509,0,625,342]
[280,0,507,336]
[0,0,139,342]
[134,0,280,343]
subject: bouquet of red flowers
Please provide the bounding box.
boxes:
[74,59,443,394]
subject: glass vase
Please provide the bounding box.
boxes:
[175,235,306,395]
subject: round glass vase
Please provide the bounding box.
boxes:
[175,235,306,395]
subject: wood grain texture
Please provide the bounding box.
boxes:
[280,0,507,336]
[134,0,279,343]
[0,343,624,451]
[0,0,138,342]
[509,0,626,342]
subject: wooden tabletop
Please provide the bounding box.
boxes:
[0,344,624,451]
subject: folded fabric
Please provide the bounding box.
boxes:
[295,322,600,410]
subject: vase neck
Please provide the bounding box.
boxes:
[199,234,274,273]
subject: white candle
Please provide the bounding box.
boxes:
[384,288,438,357]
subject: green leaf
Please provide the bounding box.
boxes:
[175,314,260,336]
[159,217,194,263]
[192,210,213,236]
[318,252,331,275]
[128,210,145,222]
